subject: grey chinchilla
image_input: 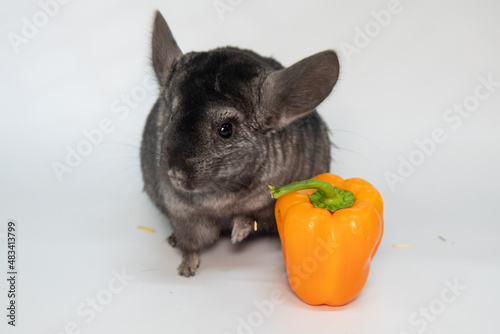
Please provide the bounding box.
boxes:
[140,11,340,277]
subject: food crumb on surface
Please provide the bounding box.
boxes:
[137,226,156,233]
[392,244,413,248]
[438,235,446,242]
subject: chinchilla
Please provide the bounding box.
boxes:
[140,11,340,277]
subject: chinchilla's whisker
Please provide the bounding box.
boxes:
[329,128,384,153]
[115,127,143,137]
[102,140,141,150]
[332,146,369,161]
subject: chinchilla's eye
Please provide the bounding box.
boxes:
[218,123,233,138]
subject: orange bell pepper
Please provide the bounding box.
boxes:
[270,173,384,306]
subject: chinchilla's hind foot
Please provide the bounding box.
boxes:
[167,233,177,248]
[231,217,254,244]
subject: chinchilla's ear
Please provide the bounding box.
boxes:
[259,50,339,129]
[151,11,183,86]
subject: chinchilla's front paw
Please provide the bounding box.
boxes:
[231,217,254,244]
[178,250,200,277]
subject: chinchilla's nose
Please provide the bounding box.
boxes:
[167,168,189,190]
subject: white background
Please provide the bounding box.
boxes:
[1,0,499,333]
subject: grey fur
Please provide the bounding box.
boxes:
[140,11,340,276]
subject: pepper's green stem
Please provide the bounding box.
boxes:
[269,179,357,213]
